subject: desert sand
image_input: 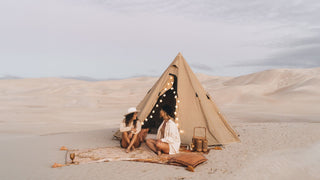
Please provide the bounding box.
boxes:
[0,68,320,180]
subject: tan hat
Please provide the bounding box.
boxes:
[124,107,139,116]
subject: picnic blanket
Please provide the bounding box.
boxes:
[65,144,166,165]
[63,143,208,171]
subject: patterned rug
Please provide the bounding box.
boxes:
[65,144,169,165]
[63,143,210,172]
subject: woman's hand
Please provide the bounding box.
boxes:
[131,128,137,133]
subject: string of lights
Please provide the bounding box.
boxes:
[141,75,184,134]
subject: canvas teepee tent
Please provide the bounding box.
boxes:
[136,53,240,145]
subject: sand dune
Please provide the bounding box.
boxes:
[217,68,320,101]
[204,68,320,123]
[0,68,319,133]
[0,68,319,179]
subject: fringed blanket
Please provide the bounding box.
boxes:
[62,144,209,171]
[65,144,166,165]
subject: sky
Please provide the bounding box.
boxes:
[0,0,320,79]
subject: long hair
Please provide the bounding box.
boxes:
[161,104,175,118]
[125,113,137,128]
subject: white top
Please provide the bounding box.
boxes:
[157,119,181,154]
[120,120,141,135]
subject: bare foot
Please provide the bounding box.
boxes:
[131,146,135,151]
[126,147,130,153]
[157,151,162,156]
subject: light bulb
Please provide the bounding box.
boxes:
[171,87,174,90]
[177,100,180,103]
[174,112,177,115]
[152,110,155,113]
[180,130,184,133]
[160,99,162,103]
[145,118,148,121]
[175,105,178,108]
[164,88,167,90]
[170,76,173,79]
[176,118,179,121]
[173,91,176,94]
[175,95,177,99]
[150,115,153,118]
[171,82,174,84]
[163,94,166,97]
[141,122,144,125]
[167,83,170,85]
[156,104,159,107]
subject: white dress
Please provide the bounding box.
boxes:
[157,119,181,154]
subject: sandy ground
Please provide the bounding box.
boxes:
[0,68,320,180]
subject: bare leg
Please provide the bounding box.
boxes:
[121,132,130,148]
[120,139,129,148]
[137,130,144,143]
[127,134,139,153]
[122,132,131,144]
[146,139,158,154]
[156,140,162,155]
[128,132,133,140]
[156,141,170,155]
[133,136,141,148]
[139,128,149,142]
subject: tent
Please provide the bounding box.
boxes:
[137,53,240,145]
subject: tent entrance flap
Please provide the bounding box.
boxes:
[142,74,178,134]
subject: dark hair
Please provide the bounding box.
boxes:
[125,113,137,128]
[161,104,175,118]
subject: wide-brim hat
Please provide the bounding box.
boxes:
[124,107,140,116]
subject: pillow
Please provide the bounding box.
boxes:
[168,153,207,168]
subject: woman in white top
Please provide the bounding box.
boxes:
[120,107,142,153]
[146,105,181,155]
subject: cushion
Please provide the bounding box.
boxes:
[168,153,207,168]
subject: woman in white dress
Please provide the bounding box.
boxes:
[146,105,181,155]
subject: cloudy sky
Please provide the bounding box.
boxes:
[1,0,320,79]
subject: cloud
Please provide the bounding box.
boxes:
[262,30,320,49]
[262,45,320,68]
[90,0,320,26]
[286,36,320,48]
[230,44,320,68]
[228,29,320,69]
[190,63,213,71]
[1,0,320,78]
